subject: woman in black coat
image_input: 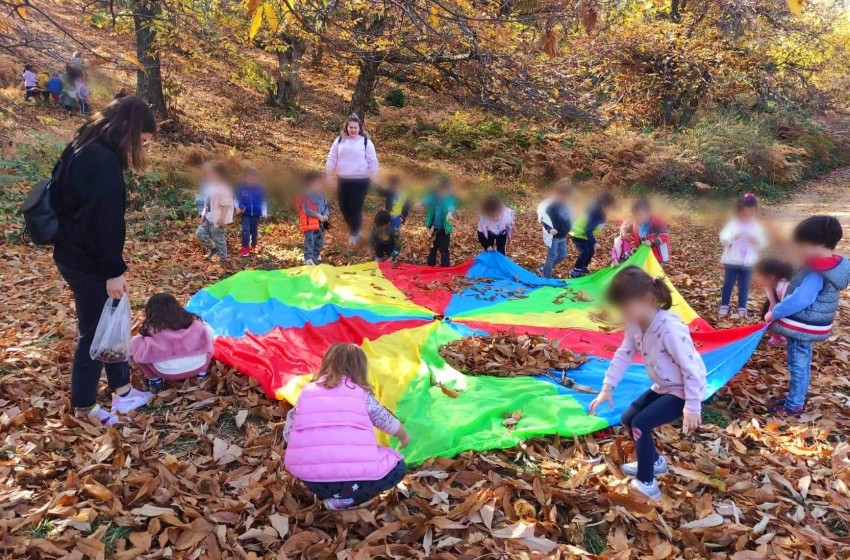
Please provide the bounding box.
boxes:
[52,95,157,426]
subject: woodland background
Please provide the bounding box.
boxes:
[1,0,850,559]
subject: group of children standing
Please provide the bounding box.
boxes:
[194,161,268,262]
[186,162,850,506]
[22,64,89,113]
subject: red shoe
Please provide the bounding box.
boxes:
[239,248,250,257]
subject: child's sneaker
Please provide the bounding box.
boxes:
[305,259,316,266]
[316,255,322,262]
[205,249,218,260]
[630,478,662,500]
[621,456,668,478]
[111,387,153,414]
[767,335,786,347]
[145,378,165,392]
[239,247,250,257]
[197,371,208,381]
[718,305,729,317]
[737,308,747,319]
[75,405,122,427]
[323,498,356,510]
[773,404,805,417]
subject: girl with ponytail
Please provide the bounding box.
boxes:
[589,265,707,501]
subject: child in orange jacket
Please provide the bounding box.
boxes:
[297,171,330,265]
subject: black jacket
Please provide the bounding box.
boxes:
[51,142,127,279]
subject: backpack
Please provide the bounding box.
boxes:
[20,145,73,245]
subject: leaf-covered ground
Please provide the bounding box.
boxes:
[2,181,850,559]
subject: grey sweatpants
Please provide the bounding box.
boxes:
[197,220,227,261]
[304,229,325,262]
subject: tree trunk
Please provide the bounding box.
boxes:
[274,34,307,108]
[133,0,167,116]
[349,55,380,121]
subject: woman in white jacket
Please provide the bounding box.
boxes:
[719,193,768,318]
[325,113,380,244]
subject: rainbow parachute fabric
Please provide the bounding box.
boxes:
[187,246,765,465]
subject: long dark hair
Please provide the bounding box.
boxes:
[72,95,156,170]
[606,265,673,310]
[139,293,199,336]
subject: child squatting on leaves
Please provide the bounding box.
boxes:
[371,210,402,265]
[765,216,850,417]
[283,343,411,510]
[589,266,707,500]
[611,220,637,266]
[130,293,214,392]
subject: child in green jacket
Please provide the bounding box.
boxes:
[423,177,457,267]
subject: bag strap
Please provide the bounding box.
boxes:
[49,144,76,189]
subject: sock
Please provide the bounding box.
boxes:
[116,388,131,398]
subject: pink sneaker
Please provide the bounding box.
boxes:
[76,405,122,427]
[111,387,153,414]
[767,335,786,347]
[323,498,357,510]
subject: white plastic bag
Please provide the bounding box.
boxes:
[89,294,131,363]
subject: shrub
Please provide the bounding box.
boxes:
[383,88,406,108]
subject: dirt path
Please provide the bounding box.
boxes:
[766,166,850,252]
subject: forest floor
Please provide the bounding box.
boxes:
[1,159,850,559]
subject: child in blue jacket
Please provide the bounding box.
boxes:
[235,167,268,257]
[766,216,850,417]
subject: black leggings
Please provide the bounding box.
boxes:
[56,263,131,408]
[477,231,507,255]
[621,389,685,483]
[304,461,407,505]
[337,178,370,236]
[428,229,451,267]
[571,237,594,274]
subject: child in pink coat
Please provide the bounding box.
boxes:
[130,294,214,391]
[590,266,707,501]
[283,343,411,510]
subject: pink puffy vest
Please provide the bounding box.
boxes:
[284,378,402,482]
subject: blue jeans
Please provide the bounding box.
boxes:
[621,389,685,483]
[241,215,260,248]
[786,338,813,410]
[721,265,752,309]
[543,237,568,278]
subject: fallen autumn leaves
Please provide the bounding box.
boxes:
[1,198,850,559]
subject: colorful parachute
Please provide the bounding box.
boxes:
[187,246,765,465]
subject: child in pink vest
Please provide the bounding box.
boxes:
[130,293,214,391]
[283,343,410,510]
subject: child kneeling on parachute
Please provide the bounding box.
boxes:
[283,343,411,510]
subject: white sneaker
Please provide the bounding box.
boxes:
[347,235,356,245]
[305,259,316,266]
[76,405,122,427]
[630,478,662,500]
[316,255,323,262]
[737,308,747,319]
[718,305,729,317]
[111,387,153,414]
[621,456,668,478]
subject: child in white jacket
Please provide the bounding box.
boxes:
[719,193,768,318]
[536,179,574,278]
